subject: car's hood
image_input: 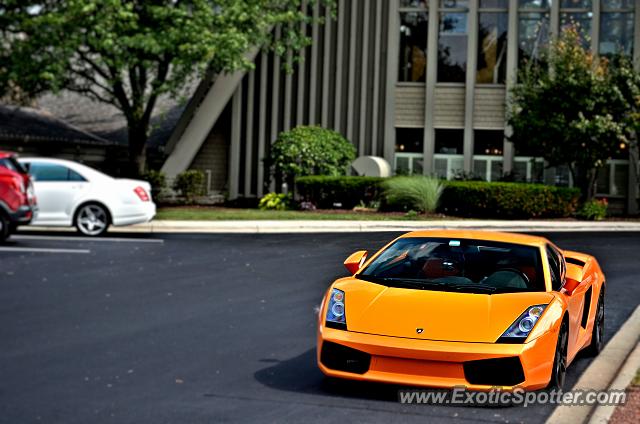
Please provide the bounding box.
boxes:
[335,278,554,343]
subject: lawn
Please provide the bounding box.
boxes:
[155,207,452,221]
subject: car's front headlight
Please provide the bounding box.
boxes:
[498,304,547,343]
[325,288,346,330]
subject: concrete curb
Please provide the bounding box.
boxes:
[588,342,640,424]
[546,305,640,424]
[23,219,640,234]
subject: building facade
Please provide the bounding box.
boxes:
[161,0,640,212]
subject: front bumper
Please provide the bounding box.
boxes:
[317,326,558,391]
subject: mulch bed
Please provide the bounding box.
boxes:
[610,386,640,424]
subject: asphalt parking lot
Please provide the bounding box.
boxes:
[1,231,639,424]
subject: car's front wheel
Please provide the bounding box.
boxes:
[75,203,110,236]
[547,320,568,390]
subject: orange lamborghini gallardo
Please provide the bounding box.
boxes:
[317,230,605,390]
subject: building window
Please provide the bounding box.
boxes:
[599,1,635,57]
[477,1,508,84]
[396,128,424,153]
[399,2,428,83]
[435,128,464,154]
[518,1,551,71]
[438,1,469,83]
[560,1,593,49]
[474,130,504,155]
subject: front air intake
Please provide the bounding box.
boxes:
[320,341,371,374]
[463,357,525,386]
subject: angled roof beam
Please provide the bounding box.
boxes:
[161,48,259,178]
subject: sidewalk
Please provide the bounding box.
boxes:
[106,219,640,234]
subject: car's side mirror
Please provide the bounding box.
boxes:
[563,277,581,295]
[344,250,368,275]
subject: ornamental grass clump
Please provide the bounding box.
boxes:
[383,176,443,214]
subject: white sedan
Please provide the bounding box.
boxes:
[19,158,156,236]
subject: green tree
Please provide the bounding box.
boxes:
[266,126,356,189]
[0,0,333,175]
[508,27,631,200]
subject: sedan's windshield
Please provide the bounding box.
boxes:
[359,238,545,294]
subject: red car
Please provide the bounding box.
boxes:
[0,151,37,241]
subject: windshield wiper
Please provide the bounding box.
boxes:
[357,276,497,293]
[446,283,496,294]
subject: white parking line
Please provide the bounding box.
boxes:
[13,235,164,244]
[0,247,91,254]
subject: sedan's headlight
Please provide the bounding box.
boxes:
[498,304,547,343]
[325,288,346,330]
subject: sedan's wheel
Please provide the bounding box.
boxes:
[585,290,605,356]
[0,213,10,242]
[75,204,110,236]
[547,320,568,390]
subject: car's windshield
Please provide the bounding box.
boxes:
[358,237,545,294]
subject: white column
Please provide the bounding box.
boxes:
[383,0,400,165]
[257,52,268,197]
[244,71,255,197]
[463,0,479,173]
[423,0,440,175]
[358,0,371,155]
[229,85,243,200]
[502,0,519,174]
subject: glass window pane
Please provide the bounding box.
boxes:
[30,163,70,182]
[477,12,508,84]
[561,0,592,8]
[473,160,488,180]
[438,13,468,83]
[399,12,429,82]
[396,128,424,152]
[518,12,550,69]
[400,0,428,8]
[596,166,609,194]
[560,12,592,48]
[440,0,470,9]
[599,12,635,56]
[490,160,502,181]
[513,160,528,182]
[480,0,508,8]
[435,129,464,154]
[474,130,504,155]
[434,158,449,178]
[69,169,86,181]
[612,164,628,196]
[601,0,635,10]
[412,157,424,175]
[396,156,410,175]
[519,0,551,9]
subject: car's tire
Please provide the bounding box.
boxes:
[584,288,605,357]
[0,213,10,242]
[547,319,568,391]
[74,203,110,236]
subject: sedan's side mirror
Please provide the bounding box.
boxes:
[344,250,368,275]
[563,277,581,295]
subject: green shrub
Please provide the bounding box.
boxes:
[258,192,291,211]
[142,169,166,199]
[576,198,608,221]
[173,170,205,202]
[439,181,580,219]
[266,126,356,185]
[296,176,384,209]
[383,176,443,213]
